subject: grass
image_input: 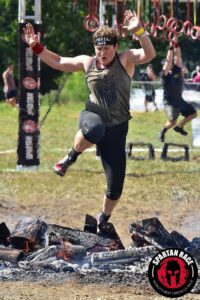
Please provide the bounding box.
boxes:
[0,101,200,246]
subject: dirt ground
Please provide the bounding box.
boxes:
[0,203,200,300]
[0,281,200,300]
[0,170,200,300]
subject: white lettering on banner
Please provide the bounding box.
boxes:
[38,57,41,71]
[25,136,33,160]
[25,48,33,71]
[27,93,34,116]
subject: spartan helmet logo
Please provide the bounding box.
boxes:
[166,260,181,286]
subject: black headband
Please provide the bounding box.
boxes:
[94,36,118,46]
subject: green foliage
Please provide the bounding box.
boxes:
[0,0,200,99]
[63,72,89,103]
[40,72,89,105]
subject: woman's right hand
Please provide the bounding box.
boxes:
[23,23,39,47]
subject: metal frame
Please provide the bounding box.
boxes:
[126,142,155,160]
[161,143,189,161]
[18,0,41,24]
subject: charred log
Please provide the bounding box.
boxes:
[47,223,124,252]
[129,217,178,249]
[0,248,24,263]
[84,214,97,234]
[10,218,47,252]
[56,241,86,261]
[170,231,191,249]
[0,222,11,246]
[26,242,86,264]
[91,246,157,267]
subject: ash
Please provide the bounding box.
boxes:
[0,216,199,294]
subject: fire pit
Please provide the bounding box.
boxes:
[0,216,199,294]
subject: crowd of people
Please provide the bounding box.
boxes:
[1,10,198,231]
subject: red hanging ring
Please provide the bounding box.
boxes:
[190,26,200,40]
[168,19,183,33]
[168,31,176,41]
[183,20,193,36]
[172,19,184,33]
[157,15,168,31]
[166,17,177,30]
[83,0,99,32]
[83,15,99,32]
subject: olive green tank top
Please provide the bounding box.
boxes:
[86,54,132,125]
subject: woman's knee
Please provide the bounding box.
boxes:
[74,130,93,152]
[105,189,122,201]
[79,111,105,144]
[81,123,105,144]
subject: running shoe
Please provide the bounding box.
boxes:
[173,126,188,136]
[96,212,110,233]
[53,155,74,177]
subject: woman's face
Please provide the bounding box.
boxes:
[94,44,118,66]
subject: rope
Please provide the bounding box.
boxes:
[187,0,190,21]
[194,0,197,26]
[137,0,141,20]
[39,77,68,128]
[39,97,57,128]
[170,0,174,18]
[174,0,179,19]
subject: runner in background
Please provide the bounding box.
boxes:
[2,64,17,107]
[140,64,158,112]
[158,37,197,143]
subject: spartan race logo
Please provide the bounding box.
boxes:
[148,248,198,298]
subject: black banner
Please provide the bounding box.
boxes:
[17,23,41,167]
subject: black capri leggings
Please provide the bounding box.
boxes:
[79,110,128,201]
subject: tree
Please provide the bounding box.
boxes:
[0,0,200,100]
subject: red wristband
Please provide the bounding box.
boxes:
[31,43,44,55]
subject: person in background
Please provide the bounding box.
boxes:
[191,65,200,79]
[158,37,197,143]
[2,64,17,107]
[23,10,156,231]
[192,68,200,83]
[140,64,158,112]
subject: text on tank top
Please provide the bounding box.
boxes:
[86,54,132,125]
